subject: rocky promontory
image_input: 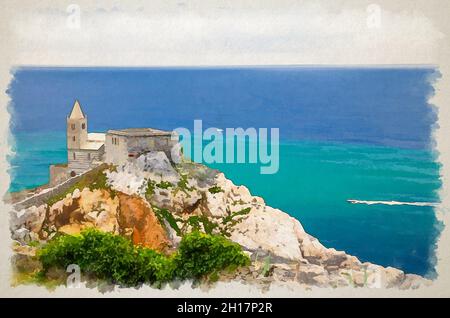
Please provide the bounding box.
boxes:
[10,152,431,290]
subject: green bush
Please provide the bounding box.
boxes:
[177,173,193,192]
[37,228,172,286]
[156,181,173,189]
[145,179,156,198]
[173,231,250,279]
[37,229,249,286]
[185,215,218,235]
[208,186,223,194]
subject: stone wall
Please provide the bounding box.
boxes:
[105,134,180,166]
[68,147,105,174]
[13,164,107,211]
[49,164,69,187]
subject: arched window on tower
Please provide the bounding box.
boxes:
[71,124,75,130]
[82,123,86,130]
[73,152,76,160]
[73,136,76,142]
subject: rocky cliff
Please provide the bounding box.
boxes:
[10,151,431,290]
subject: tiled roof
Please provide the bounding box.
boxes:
[80,133,105,150]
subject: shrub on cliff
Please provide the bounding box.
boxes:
[208,185,223,194]
[37,229,249,287]
[153,205,251,237]
[38,228,172,286]
[173,231,250,279]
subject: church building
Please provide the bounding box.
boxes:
[63,100,177,177]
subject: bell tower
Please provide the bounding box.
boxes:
[67,100,88,150]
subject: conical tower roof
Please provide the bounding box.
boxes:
[68,100,85,119]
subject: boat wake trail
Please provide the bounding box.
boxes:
[347,199,439,207]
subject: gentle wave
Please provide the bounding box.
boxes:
[347,199,439,207]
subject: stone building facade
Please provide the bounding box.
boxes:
[104,128,178,166]
[58,100,177,178]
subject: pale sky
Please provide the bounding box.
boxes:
[2,0,449,66]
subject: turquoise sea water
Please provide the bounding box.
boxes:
[210,140,442,277]
[8,131,442,277]
[8,131,67,191]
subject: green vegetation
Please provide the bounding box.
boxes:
[36,228,249,287]
[38,229,172,286]
[220,207,251,237]
[173,231,250,279]
[177,173,193,193]
[145,179,156,198]
[185,215,218,235]
[156,181,173,189]
[341,272,355,287]
[13,268,66,290]
[27,240,42,248]
[153,206,182,236]
[153,206,218,236]
[261,256,272,277]
[46,165,116,206]
[153,205,251,238]
[88,168,116,197]
[145,180,174,198]
[208,186,223,194]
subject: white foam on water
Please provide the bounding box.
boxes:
[347,199,439,207]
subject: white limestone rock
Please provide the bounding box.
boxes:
[383,266,406,288]
[77,188,119,234]
[205,191,228,217]
[48,194,74,222]
[72,188,81,199]
[10,204,47,234]
[105,167,147,196]
[150,187,202,214]
[230,206,304,261]
[400,274,432,290]
[106,152,180,196]
[11,227,32,243]
[95,210,118,233]
[134,151,180,184]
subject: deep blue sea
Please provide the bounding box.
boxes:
[7,67,442,277]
